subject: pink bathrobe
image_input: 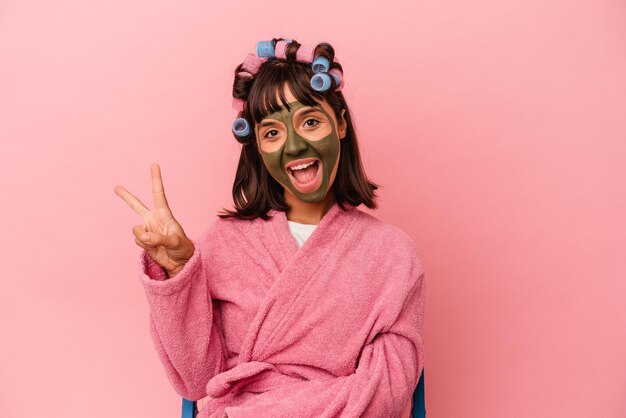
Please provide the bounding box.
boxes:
[138,201,426,418]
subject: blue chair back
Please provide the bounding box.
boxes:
[181,369,425,418]
[181,397,198,418]
[412,368,426,418]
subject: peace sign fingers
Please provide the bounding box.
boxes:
[151,163,172,212]
[114,184,150,218]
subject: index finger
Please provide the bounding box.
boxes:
[114,185,150,218]
[151,163,172,212]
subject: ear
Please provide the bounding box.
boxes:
[338,109,347,140]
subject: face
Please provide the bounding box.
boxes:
[255,85,347,204]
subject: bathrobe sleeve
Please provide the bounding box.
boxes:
[225,247,427,418]
[138,234,228,401]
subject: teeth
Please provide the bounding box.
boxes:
[289,160,316,171]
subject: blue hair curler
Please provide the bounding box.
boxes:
[232,117,251,137]
[311,56,330,73]
[310,72,332,92]
[256,40,275,58]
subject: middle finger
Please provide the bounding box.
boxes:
[151,164,171,212]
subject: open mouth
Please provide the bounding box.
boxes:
[286,159,323,193]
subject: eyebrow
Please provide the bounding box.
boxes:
[259,107,322,128]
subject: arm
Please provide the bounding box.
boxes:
[139,235,228,401]
[226,267,427,418]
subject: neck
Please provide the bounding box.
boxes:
[285,190,336,224]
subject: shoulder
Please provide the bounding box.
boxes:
[194,212,274,258]
[355,208,426,280]
[355,208,420,255]
[198,212,264,238]
[352,209,426,297]
[191,215,265,273]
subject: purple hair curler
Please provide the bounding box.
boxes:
[274,40,292,59]
[328,68,344,90]
[241,53,268,75]
[295,44,315,63]
[232,97,245,112]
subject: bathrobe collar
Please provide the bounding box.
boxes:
[267,200,359,267]
[237,200,362,361]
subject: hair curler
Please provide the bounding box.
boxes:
[274,39,292,59]
[310,73,331,92]
[241,53,268,75]
[232,97,245,112]
[256,40,275,58]
[311,56,330,73]
[232,117,251,138]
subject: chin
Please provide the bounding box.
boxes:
[292,187,327,203]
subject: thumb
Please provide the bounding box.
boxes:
[141,231,176,248]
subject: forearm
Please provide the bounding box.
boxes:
[139,239,227,400]
[225,271,426,418]
[223,334,419,418]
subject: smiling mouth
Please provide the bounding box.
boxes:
[284,157,319,171]
[285,159,323,193]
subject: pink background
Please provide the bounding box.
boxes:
[1,0,625,417]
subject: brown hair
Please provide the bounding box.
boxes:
[217,38,380,220]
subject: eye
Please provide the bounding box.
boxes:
[304,118,320,128]
[263,129,279,139]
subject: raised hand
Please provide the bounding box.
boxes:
[114,163,195,279]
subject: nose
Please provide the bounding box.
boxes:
[283,130,308,156]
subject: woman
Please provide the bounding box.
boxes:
[114,38,426,418]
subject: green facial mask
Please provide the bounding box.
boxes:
[257,101,340,203]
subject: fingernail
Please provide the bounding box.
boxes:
[141,234,150,241]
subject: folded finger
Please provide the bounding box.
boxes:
[133,225,156,245]
[135,237,151,250]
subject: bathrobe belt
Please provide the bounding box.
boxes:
[205,361,304,399]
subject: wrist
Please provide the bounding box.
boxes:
[166,265,184,279]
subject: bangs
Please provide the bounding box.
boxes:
[245,60,325,125]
